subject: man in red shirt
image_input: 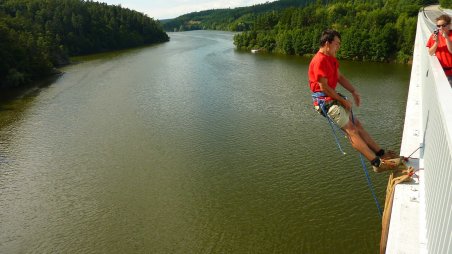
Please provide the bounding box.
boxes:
[426,14,452,86]
[308,29,399,172]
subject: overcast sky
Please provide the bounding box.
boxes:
[100,0,276,20]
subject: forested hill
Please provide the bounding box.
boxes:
[162,0,315,31]
[234,0,426,63]
[164,0,439,63]
[0,0,169,90]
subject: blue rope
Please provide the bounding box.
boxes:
[357,151,383,217]
[351,110,383,217]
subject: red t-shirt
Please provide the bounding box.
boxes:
[426,30,452,76]
[308,51,339,103]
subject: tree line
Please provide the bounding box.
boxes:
[440,0,452,9]
[162,0,316,32]
[0,0,169,89]
[234,0,422,63]
[164,0,440,63]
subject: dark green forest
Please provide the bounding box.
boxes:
[234,0,423,63]
[162,0,316,31]
[0,0,169,89]
[165,0,439,63]
[440,0,452,8]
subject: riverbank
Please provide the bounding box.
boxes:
[0,40,172,104]
[0,72,63,103]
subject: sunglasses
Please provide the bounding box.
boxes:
[437,24,449,28]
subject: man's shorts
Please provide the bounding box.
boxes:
[315,104,350,128]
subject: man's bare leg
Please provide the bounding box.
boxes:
[351,118,381,153]
[341,121,376,161]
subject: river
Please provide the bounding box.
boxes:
[0,31,411,253]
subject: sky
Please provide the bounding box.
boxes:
[100,0,276,20]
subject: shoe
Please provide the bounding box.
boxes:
[373,157,403,173]
[381,150,398,160]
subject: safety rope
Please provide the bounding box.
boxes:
[351,110,383,217]
[379,167,414,254]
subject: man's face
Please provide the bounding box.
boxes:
[437,19,450,33]
[327,36,341,57]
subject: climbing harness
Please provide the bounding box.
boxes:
[311,92,347,155]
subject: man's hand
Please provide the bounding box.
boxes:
[352,91,361,107]
[341,98,352,111]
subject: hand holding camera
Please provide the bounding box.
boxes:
[434,29,440,41]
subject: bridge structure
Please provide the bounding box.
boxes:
[385,6,452,254]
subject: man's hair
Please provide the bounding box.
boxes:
[320,29,341,46]
[436,14,451,24]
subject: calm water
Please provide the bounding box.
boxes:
[0,31,410,253]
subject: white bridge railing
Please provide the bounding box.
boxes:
[402,11,452,254]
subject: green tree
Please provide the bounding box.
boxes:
[233,0,420,63]
[0,0,169,89]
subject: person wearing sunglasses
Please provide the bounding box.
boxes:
[426,14,452,86]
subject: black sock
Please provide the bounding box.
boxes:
[371,157,381,167]
[376,149,385,157]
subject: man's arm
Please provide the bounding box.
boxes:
[428,33,440,55]
[338,72,360,107]
[318,77,352,110]
[428,41,438,55]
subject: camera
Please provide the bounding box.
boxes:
[434,29,439,35]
